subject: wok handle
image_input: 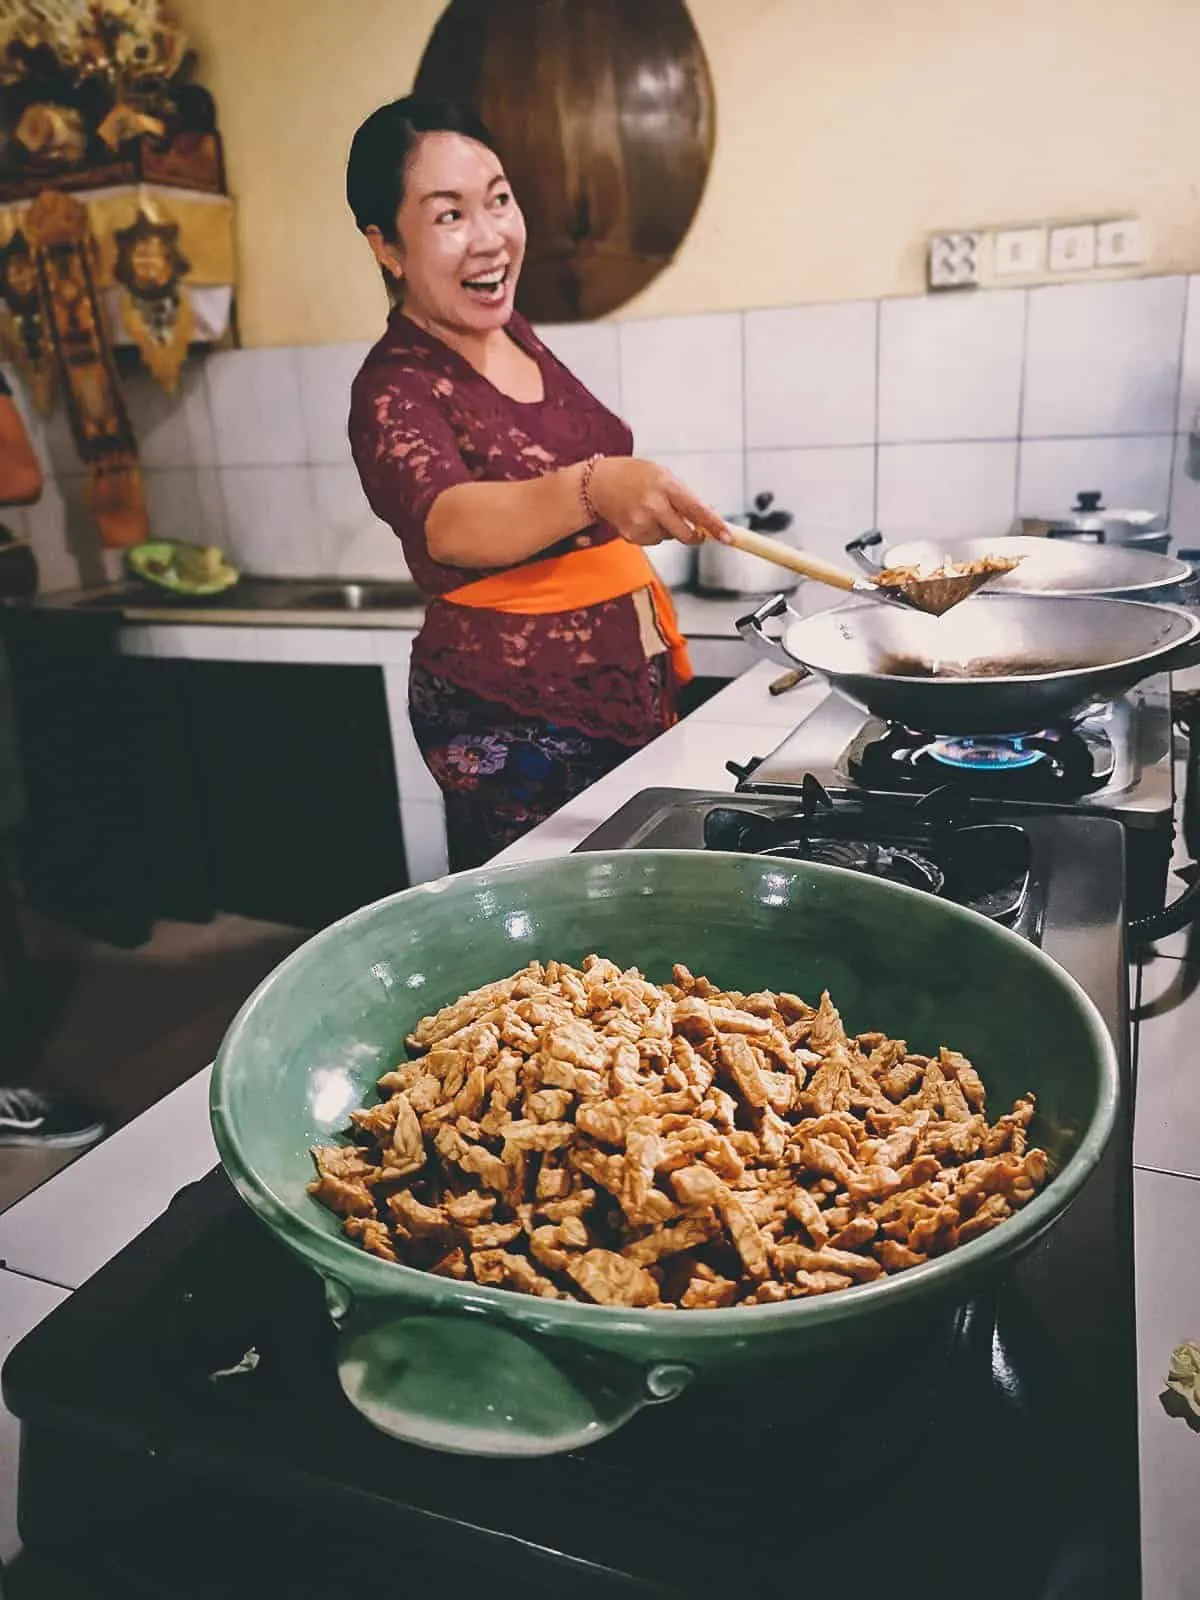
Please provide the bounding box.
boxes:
[737,591,802,668]
[845,529,886,574]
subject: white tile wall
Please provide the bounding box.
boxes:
[57,473,118,589]
[19,473,77,593]
[877,441,1018,541]
[218,465,319,576]
[535,322,622,416]
[617,312,743,453]
[14,272,1200,596]
[312,464,411,578]
[1176,275,1200,432]
[1023,277,1187,438]
[656,451,746,519]
[298,343,371,465]
[744,301,877,449]
[142,467,226,547]
[37,392,84,477]
[1017,435,1175,518]
[123,361,216,469]
[744,446,876,565]
[206,347,306,466]
[878,290,1025,443]
[1168,436,1200,546]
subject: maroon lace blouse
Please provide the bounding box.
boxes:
[348,308,677,745]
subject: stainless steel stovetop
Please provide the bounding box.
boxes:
[734,675,1175,832]
[577,791,1128,1042]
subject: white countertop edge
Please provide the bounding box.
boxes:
[35,587,759,642]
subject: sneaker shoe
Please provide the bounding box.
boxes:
[0,1085,106,1150]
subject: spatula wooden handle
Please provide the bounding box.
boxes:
[722,526,858,593]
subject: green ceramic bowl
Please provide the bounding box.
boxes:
[210,851,1118,1457]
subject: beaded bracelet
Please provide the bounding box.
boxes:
[579,453,604,524]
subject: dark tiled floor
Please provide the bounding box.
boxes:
[0,909,307,1213]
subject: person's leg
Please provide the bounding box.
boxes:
[0,839,106,1151]
[410,665,642,871]
[409,665,513,872]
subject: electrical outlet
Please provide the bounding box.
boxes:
[928,232,982,290]
[1096,218,1143,268]
[993,227,1047,277]
[1049,224,1097,273]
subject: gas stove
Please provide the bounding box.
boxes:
[723,675,1185,937]
[735,675,1174,823]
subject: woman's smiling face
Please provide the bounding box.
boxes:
[371,130,526,336]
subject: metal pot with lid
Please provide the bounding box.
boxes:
[696,490,798,596]
[1037,491,1169,554]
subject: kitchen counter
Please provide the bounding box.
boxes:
[29,578,756,653]
[0,659,1196,1596]
[22,580,759,888]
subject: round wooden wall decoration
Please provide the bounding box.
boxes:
[412,0,715,323]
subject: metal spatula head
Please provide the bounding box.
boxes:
[871,555,1023,616]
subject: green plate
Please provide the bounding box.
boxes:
[126,539,239,596]
[210,850,1119,1457]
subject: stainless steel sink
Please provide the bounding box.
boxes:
[61,578,423,615]
[295,582,422,611]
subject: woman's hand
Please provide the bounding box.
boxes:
[587,457,731,547]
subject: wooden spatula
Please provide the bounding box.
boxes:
[721,526,1019,616]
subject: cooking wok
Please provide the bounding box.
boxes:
[738,592,1200,733]
[846,531,1194,602]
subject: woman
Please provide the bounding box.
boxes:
[346,96,728,872]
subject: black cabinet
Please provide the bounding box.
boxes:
[183,660,407,930]
[3,610,162,946]
[3,612,409,945]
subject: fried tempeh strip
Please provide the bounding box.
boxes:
[314,957,1052,1310]
[786,1185,832,1247]
[773,1241,883,1283]
[670,1165,770,1280]
[529,1216,590,1273]
[307,1171,376,1217]
[342,1216,398,1261]
[567,1249,660,1308]
[718,1035,771,1109]
[434,1124,510,1193]
[472,1248,561,1298]
[681,1274,739,1309]
[623,1212,720,1266]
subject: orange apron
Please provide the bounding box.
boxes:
[442,540,693,686]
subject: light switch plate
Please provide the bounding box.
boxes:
[1049,224,1097,273]
[928,232,982,290]
[1096,218,1144,268]
[993,226,1047,277]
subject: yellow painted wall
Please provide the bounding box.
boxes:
[176,0,1200,347]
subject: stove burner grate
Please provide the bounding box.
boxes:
[927,734,1045,772]
[847,719,1113,796]
[762,836,945,893]
[703,794,1035,929]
